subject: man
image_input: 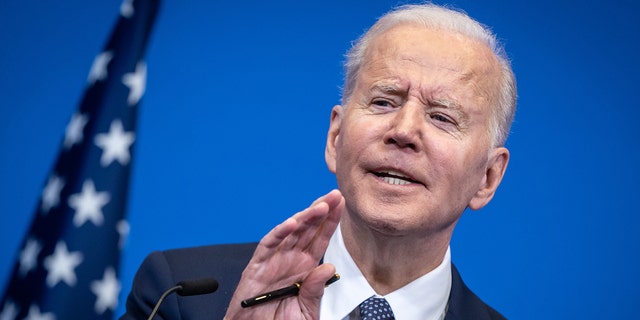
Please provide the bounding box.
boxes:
[121,3,515,319]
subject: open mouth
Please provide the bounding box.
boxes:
[373,170,420,186]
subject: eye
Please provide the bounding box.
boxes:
[372,99,393,108]
[369,99,398,113]
[430,113,455,124]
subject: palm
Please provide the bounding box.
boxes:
[224,190,344,320]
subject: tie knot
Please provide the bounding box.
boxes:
[359,297,395,320]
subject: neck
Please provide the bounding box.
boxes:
[340,216,453,295]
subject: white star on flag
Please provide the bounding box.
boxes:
[63,113,89,149]
[91,267,121,314]
[43,242,83,288]
[24,305,55,320]
[0,301,18,320]
[19,238,42,276]
[94,119,135,167]
[120,0,134,18]
[68,180,110,227]
[87,51,113,84]
[122,62,146,105]
[41,175,65,213]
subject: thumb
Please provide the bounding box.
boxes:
[298,264,337,319]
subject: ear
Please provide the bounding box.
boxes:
[468,147,510,210]
[325,105,343,174]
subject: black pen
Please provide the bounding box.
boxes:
[240,273,340,308]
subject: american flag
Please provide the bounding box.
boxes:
[0,0,160,319]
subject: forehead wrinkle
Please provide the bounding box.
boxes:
[393,53,479,104]
[359,25,499,114]
[427,63,492,111]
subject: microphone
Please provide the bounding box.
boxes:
[147,278,219,320]
[177,278,219,296]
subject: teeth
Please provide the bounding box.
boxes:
[381,170,409,178]
[382,176,411,185]
[375,170,416,185]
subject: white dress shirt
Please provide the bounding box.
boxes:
[320,226,451,320]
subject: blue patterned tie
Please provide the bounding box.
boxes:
[358,296,395,320]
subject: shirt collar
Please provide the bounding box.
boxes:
[320,225,451,320]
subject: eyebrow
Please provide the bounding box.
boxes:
[432,97,471,127]
[431,98,463,111]
[369,80,404,95]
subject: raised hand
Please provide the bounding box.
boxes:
[224,189,345,320]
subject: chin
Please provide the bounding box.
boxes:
[361,211,413,236]
[370,221,404,236]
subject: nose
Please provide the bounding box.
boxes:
[383,103,423,151]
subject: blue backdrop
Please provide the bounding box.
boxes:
[1,1,638,318]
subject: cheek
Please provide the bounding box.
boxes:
[430,143,482,190]
[443,149,488,199]
[337,119,374,156]
[334,120,378,182]
[335,130,361,173]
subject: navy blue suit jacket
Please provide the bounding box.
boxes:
[120,243,505,319]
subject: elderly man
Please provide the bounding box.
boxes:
[122,3,515,320]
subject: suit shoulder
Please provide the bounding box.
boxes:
[122,243,258,320]
[160,242,258,276]
[163,243,258,260]
[447,264,506,320]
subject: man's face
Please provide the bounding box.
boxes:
[325,24,509,237]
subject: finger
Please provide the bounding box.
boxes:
[242,191,343,276]
[291,202,331,250]
[307,192,344,258]
[252,217,297,263]
[309,189,342,208]
[252,195,333,262]
[320,190,344,233]
[285,190,342,250]
[260,189,341,251]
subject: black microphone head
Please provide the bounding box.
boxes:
[176,278,219,296]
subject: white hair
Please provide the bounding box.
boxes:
[342,3,517,147]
